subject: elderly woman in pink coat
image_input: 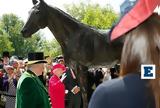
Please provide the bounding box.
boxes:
[49,63,66,108]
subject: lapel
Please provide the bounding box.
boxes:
[27,70,48,94]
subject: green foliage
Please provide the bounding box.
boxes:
[0,13,61,58]
[0,29,14,55]
[38,39,62,58]
[0,2,118,58]
[17,33,44,57]
[65,2,87,21]
[0,14,23,35]
[65,2,118,29]
[0,14,44,57]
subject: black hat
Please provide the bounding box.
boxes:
[27,52,47,65]
[2,51,10,58]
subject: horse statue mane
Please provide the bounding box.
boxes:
[21,0,124,107]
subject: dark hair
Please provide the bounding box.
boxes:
[0,65,3,69]
[120,14,160,108]
[2,51,10,58]
[110,67,116,73]
[0,58,3,62]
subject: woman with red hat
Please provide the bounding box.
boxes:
[89,0,160,108]
[49,63,66,108]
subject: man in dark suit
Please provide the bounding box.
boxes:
[57,56,82,108]
[15,52,51,108]
[64,68,82,108]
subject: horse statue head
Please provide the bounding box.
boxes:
[21,0,48,37]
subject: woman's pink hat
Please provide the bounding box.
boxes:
[51,63,66,74]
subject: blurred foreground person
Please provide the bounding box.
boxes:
[88,14,160,108]
[15,52,51,108]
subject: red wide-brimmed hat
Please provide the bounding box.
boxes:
[110,0,160,41]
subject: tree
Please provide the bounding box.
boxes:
[65,2,118,29]
[0,29,14,55]
[0,14,44,57]
[38,39,62,58]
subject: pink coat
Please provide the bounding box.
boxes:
[49,75,65,108]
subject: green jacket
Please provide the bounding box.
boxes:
[15,70,51,108]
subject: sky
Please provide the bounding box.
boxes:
[0,0,124,40]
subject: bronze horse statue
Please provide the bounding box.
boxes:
[21,0,123,107]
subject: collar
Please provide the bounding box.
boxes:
[27,69,37,76]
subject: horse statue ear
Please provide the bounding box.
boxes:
[32,0,38,5]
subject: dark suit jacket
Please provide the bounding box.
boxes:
[63,68,82,108]
[15,70,51,108]
[63,68,79,92]
[89,73,155,108]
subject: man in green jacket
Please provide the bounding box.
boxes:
[15,52,51,108]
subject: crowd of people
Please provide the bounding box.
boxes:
[0,15,159,108]
[0,0,159,107]
[2,13,158,107]
[0,51,24,108]
[0,51,118,108]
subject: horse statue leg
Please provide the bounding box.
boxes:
[76,64,88,108]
